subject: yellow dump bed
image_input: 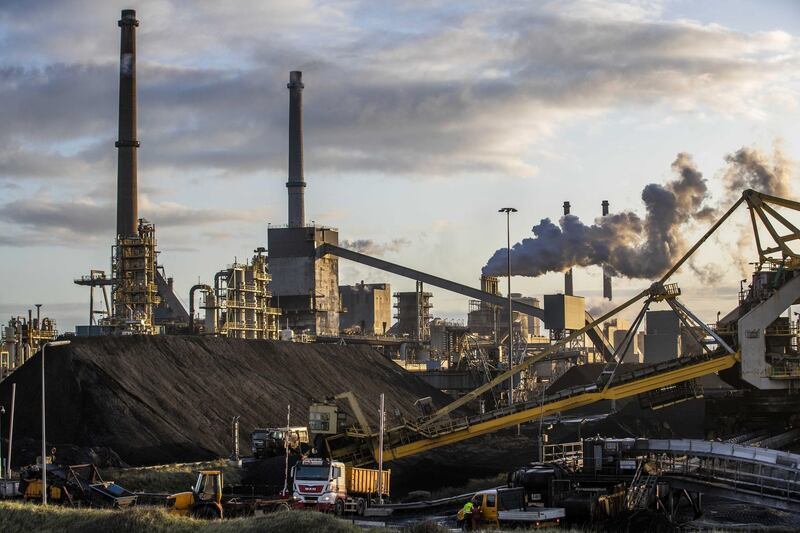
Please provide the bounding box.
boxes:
[347,467,390,497]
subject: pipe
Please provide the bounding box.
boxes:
[189,284,213,333]
[563,201,573,296]
[602,200,612,300]
[287,71,306,228]
[115,9,139,238]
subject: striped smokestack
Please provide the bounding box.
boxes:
[115,9,139,238]
[287,71,306,227]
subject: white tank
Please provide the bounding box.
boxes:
[280,328,295,342]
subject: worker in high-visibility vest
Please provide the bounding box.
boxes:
[461,500,474,530]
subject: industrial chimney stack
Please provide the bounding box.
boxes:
[563,201,574,296]
[602,200,612,300]
[287,71,306,227]
[115,9,139,238]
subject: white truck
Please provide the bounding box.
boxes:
[457,488,565,529]
[291,458,390,515]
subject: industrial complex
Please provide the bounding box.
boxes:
[2,7,800,531]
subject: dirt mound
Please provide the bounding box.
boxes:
[0,336,453,466]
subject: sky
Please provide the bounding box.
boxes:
[1,0,799,332]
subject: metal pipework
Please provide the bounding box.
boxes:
[189,284,213,333]
[287,71,306,228]
[116,9,140,238]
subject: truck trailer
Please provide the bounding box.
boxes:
[292,458,390,515]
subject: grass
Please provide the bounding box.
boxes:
[0,503,381,533]
[100,459,243,494]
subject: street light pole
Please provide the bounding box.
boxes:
[0,405,5,479]
[41,340,70,505]
[499,207,517,406]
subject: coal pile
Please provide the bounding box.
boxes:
[0,336,453,466]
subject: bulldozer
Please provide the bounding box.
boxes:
[168,470,225,519]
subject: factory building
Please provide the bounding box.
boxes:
[339,282,392,335]
[467,275,500,338]
[644,310,681,364]
[1,309,58,377]
[217,251,281,339]
[394,283,432,340]
[267,71,340,336]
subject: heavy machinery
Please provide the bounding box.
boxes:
[19,463,136,508]
[291,457,390,515]
[167,470,290,519]
[251,426,309,458]
[456,487,564,529]
[314,190,800,468]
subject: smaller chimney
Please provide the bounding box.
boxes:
[563,201,573,296]
[602,200,612,300]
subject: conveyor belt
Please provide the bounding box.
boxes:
[333,352,740,465]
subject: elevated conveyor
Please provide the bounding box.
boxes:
[317,243,613,359]
[330,351,739,465]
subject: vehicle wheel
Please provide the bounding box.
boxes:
[334,499,345,516]
[356,498,365,516]
[275,502,290,512]
[191,504,222,520]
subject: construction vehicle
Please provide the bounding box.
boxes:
[457,487,564,529]
[19,463,136,508]
[251,426,309,458]
[167,470,291,519]
[291,458,390,515]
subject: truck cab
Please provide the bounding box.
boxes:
[292,458,346,513]
[168,470,224,519]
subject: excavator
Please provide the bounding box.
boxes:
[312,190,800,467]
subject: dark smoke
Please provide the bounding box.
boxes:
[723,146,792,198]
[341,238,410,256]
[483,153,713,279]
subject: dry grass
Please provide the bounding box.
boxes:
[100,459,243,494]
[0,502,379,533]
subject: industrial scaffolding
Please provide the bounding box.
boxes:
[219,252,281,340]
[109,219,161,334]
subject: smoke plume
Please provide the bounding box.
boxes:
[483,153,713,279]
[723,145,793,199]
[341,238,410,256]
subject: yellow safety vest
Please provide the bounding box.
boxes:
[463,501,474,513]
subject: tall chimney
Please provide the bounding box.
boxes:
[563,201,573,296]
[287,71,306,227]
[115,9,139,238]
[602,200,612,300]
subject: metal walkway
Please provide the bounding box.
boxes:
[631,439,800,511]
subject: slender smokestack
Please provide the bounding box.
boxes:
[115,9,139,238]
[287,71,306,227]
[602,200,612,300]
[563,201,573,296]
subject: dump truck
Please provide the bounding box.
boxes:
[251,426,309,458]
[291,458,390,515]
[168,470,291,519]
[457,488,564,529]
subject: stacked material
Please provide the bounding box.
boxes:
[0,336,451,465]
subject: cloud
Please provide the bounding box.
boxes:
[0,1,796,186]
[0,194,268,246]
[341,238,411,256]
